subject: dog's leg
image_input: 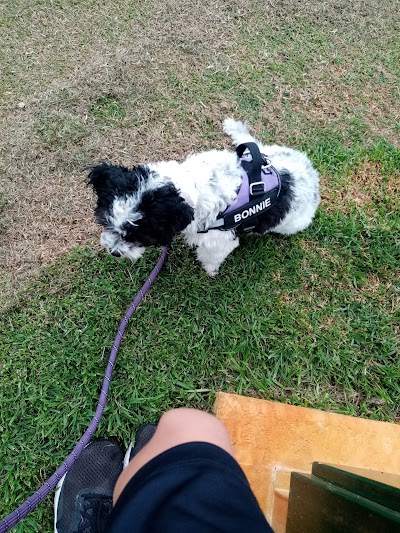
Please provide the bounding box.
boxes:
[194,231,239,277]
[223,118,259,147]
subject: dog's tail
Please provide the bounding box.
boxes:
[223,118,259,147]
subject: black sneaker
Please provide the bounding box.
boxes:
[55,439,123,533]
[123,424,157,468]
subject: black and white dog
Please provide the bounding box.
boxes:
[88,119,320,276]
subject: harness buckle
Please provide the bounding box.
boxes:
[261,156,272,172]
[249,181,266,196]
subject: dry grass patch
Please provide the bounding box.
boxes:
[300,239,339,264]
[320,160,400,215]
[0,0,242,311]
[231,0,400,144]
[360,272,400,308]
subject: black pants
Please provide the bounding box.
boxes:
[108,442,273,532]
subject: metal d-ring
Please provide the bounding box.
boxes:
[261,155,272,173]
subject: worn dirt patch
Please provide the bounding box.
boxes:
[0,0,240,311]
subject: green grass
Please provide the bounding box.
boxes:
[37,112,89,148]
[1,141,399,527]
[89,96,126,125]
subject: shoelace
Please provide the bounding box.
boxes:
[76,494,113,533]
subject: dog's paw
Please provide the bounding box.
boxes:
[204,264,219,277]
[128,246,145,261]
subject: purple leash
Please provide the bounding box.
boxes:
[0,247,168,533]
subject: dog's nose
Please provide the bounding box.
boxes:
[110,250,121,257]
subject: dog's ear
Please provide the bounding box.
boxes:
[87,163,120,195]
[87,163,148,204]
[170,196,195,234]
[140,185,194,244]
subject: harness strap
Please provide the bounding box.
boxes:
[235,142,266,199]
[197,142,280,234]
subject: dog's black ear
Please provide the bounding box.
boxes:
[87,163,148,201]
[170,197,195,234]
[140,184,194,244]
[87,163,120,195]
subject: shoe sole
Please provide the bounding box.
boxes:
[54,473,66,533]
[123,444,133,469]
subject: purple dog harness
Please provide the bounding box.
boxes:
[202,142,281,233]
